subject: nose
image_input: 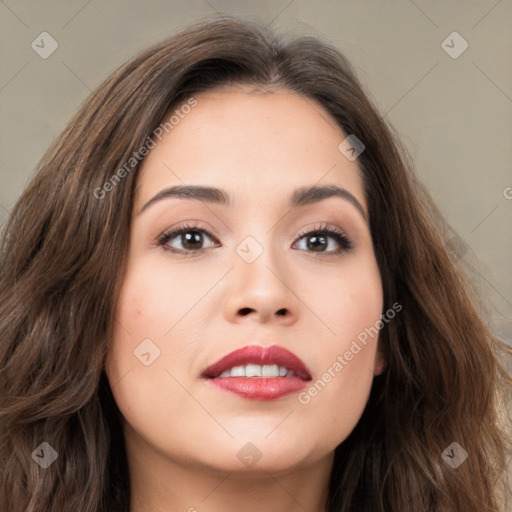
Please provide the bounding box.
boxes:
[222,243,299,326]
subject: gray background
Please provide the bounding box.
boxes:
[1,0,511,344]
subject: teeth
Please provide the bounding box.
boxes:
[262,364,279,377]
[217,364,291,378]
[230,366,245,377]
[246,364,262,377]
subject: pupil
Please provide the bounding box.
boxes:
[183,231,202,250]
[307,233,327,251]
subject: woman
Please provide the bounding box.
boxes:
[1,16,510,512]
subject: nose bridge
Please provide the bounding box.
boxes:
[231,210,281,278]
[223,228,298,324]
[235,230,285,296]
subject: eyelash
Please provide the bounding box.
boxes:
[156,223,353,257]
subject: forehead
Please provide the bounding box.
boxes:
[134,85,365,210]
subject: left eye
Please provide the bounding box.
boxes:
[293,225,352,255]
[294,231,346,253]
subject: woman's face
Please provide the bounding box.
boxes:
[106,86,384,475]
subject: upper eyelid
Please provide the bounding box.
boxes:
[159,223,346,239]
[158,223,350,249]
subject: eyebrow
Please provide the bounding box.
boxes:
[138,184,368,222]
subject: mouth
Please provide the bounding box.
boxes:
[201,345,312,401]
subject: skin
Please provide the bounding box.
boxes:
[105,85,385,512]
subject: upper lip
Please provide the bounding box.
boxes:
[201,345,312,381]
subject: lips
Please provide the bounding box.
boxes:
[201,345,312,401]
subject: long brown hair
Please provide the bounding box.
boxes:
[1,16,510,512]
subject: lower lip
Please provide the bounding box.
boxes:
[205,377,308,400]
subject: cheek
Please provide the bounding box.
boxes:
[303,253,383,346]
[109,264,192,360]
[105,266,166,404]
[115,262,175,333]
[295,257,383,442]
[105,258,210,420]
[113,256,224,340]
[104,269,183,440]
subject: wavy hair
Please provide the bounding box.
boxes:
[1,16,510,512]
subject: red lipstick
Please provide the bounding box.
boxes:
[201,345,312,400]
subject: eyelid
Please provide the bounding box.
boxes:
[156,221,353,256]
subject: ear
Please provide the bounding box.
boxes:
[373,351,386,376]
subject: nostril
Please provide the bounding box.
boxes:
[238,307,288,316]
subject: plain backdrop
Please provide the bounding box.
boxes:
[1,0,511,346]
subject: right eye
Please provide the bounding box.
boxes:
[156,224,220,255]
